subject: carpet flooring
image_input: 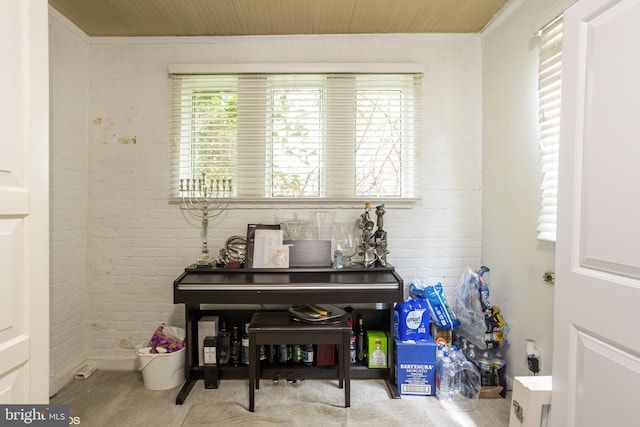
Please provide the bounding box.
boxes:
[50,370,511,426]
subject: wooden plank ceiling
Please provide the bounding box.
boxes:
[49,0,509,37]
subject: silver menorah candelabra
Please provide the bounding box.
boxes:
[179,173,232,266]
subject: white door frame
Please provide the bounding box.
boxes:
[0,0,50,403]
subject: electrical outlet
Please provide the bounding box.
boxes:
[525,342,543,374]
[535,345,543,373]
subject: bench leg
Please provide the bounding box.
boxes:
[337,340,344,389]
[255,345,260,390]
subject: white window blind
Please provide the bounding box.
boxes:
[537,16,563,242]
[170,71,422,201]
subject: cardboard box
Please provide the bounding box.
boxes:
[480,364,508,399]
[430,323,452,347]
[394,337,436,396]
[367,330,388,368]
[198,316,219,366]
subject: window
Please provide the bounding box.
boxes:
[537,17,563,242]
[170,69,422,201]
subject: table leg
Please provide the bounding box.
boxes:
[175,378,196,405]
[249,334,256,412]
[337,338,344,389]
[255,343,260,390]
[343,331,350,408]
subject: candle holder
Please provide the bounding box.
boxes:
[179,173,232,266]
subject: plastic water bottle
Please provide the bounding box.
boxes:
[449,345,463,395]
[451,346,480,411]
[436,343,445,361]
[436,351,454,402]
[465,343,477,365]
[479,351,496,386]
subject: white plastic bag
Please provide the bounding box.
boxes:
[454,267,489,349]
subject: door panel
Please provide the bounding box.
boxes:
[0,220,24,334]
[579,0,640,278]
[573,331,640,427]
[0,370,25,403]
[553,0,640,425]
[0,0,25,191]
[0,0,49,403]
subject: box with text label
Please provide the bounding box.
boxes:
[197,316,219,366]
[367,330,388,368]
[394,336,437,396]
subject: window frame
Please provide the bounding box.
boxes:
[536,17,563,242]
[169,64,422,207]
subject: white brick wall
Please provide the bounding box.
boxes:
[49,13,90,395]
[50,13,482,374]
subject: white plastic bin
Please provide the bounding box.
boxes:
[137,347,185,390]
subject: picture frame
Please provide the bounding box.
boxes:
[245,224,281,268]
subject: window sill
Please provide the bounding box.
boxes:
[169,197,418,209]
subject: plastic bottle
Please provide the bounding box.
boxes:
[465,343,477,365]
[436,343,445,361]
[435,337,448,359]
[455,347,481,411]
[334,244,344,269]
[436,351,454,403]
[479,351,495,386]
[449,345,463,396]
[459,337,468,354]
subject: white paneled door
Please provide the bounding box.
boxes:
[0,0,49,402]
[553,0,640,425]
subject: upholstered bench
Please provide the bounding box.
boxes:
[247,311,351,412]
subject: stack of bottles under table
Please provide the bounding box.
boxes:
[215,321,318,368]
[214,311,371,369]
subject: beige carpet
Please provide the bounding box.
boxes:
[50,370,510,427]
[182,379,509,427]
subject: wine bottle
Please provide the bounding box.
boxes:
[230,325,240,367]
[349,316,356,364]
[216,321,230,366]
[241,322,250,365]
[357,317,367,364]
[303,344,314,366]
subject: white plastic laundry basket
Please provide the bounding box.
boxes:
[137,347,185,390]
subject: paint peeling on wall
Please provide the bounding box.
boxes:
[118,136,137,144]
[91,322,116,331]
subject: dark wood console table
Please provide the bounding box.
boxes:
[173,265,403,404]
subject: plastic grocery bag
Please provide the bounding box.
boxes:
[454,266,510,350]
[454,267,490,349]
[409,280,460,330]
[424,283,460,330]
